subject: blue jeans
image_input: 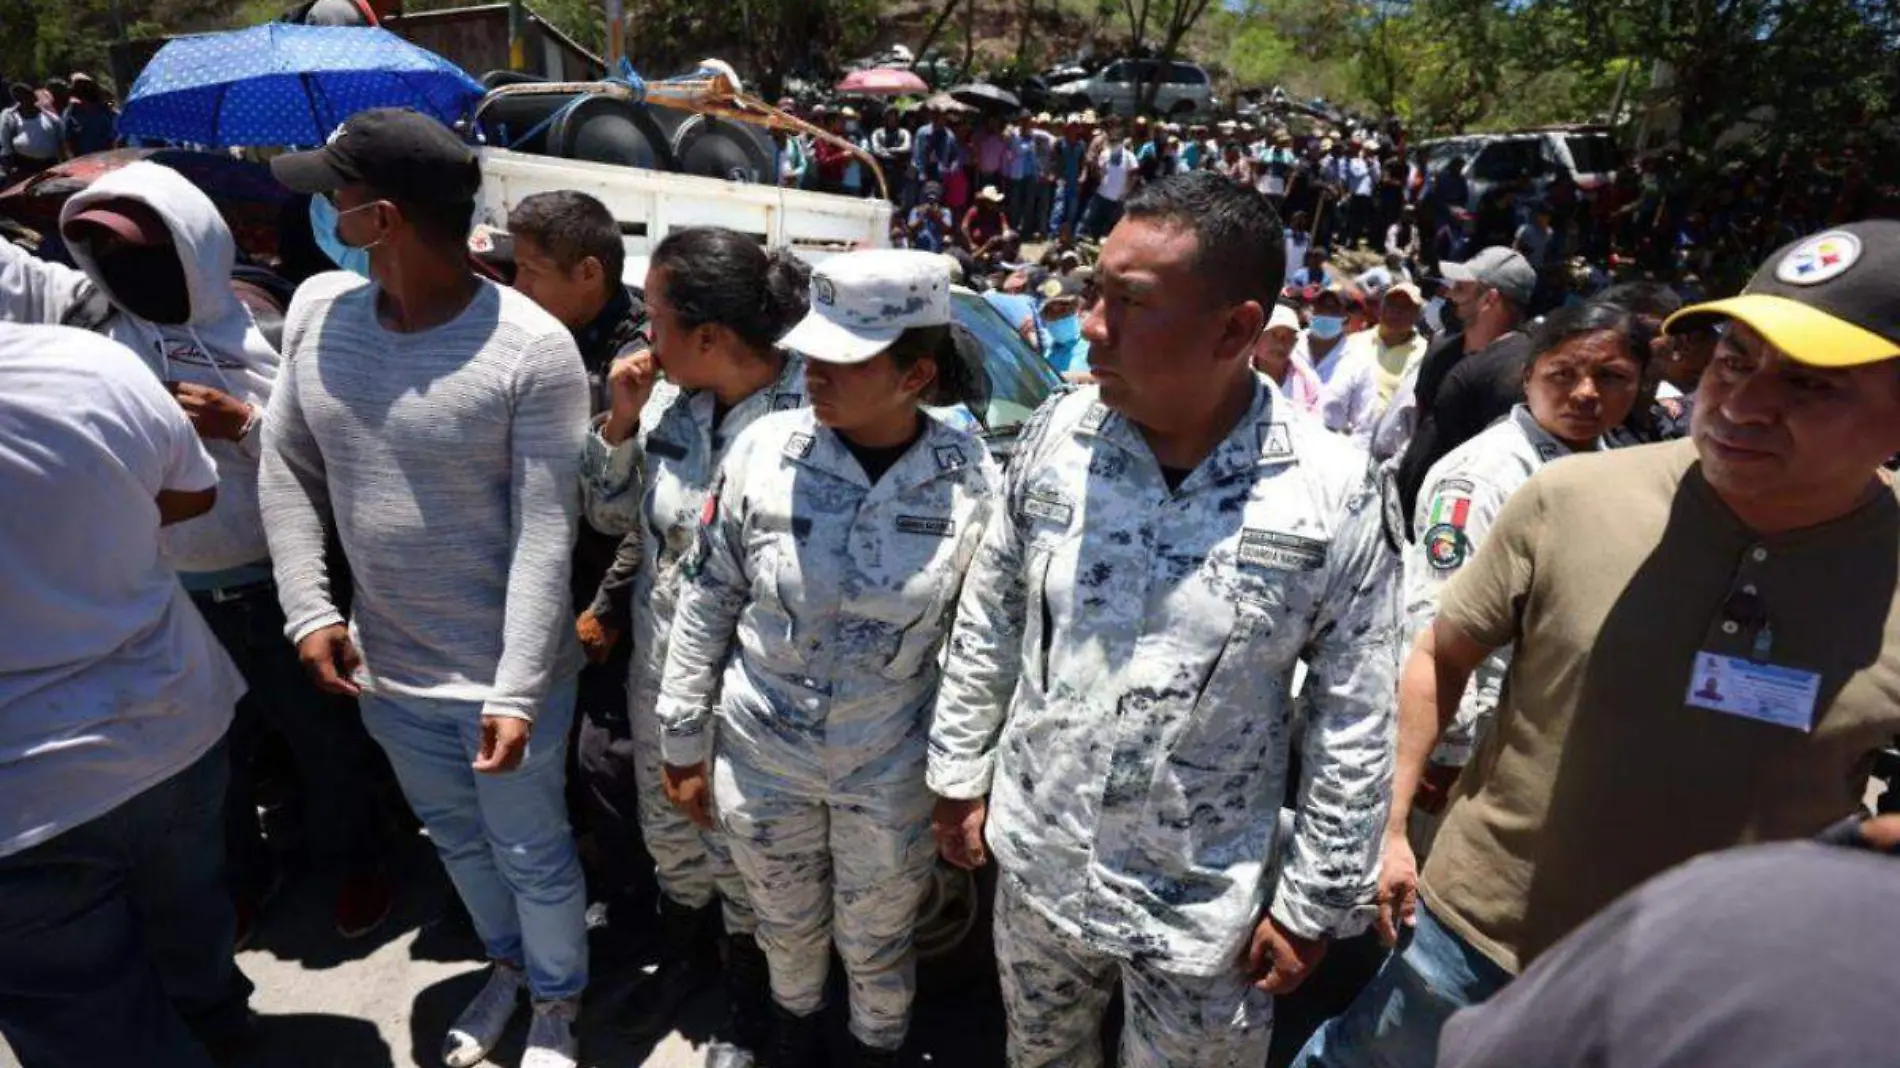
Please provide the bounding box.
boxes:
[0,736,252,1067]
[362,678,587,1000]
[1049,180,1082,239]
[1290,904,1512,1068]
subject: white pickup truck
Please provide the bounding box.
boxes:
[473,146,1061,458]
[473,146,894,281]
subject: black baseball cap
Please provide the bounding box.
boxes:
[271,107,479,203]
[1665,220,1900,368]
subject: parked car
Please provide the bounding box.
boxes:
[1419,126,1623,210]
[1051,57,1217,117]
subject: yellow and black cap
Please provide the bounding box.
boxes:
[1665,220,1900,368]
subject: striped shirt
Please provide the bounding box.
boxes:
[259,271,587,720]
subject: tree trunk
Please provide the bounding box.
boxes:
[963,0,978,74]
[917,0,961,61]
[1017,0,1035,66]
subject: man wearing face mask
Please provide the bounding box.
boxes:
[1037,272,1090,380]
[262,108,591,1068]
[0,163,393,943]
[1299,284,1380,449]
[1391,247,1534,534]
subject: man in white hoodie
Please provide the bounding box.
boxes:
[0,160,392,944]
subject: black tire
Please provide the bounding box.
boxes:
[547,94,676,172]
[667,113,774,184]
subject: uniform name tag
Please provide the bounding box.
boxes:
[1685,651,1822,732]
[896,515,954,537]
[785,433,815,459]
[647,437,688,461]
[1237,529,1327,571]
[1021,490,1073,526]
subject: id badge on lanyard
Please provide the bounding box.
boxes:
[1685,585,1822,732]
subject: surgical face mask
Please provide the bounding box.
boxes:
[1308,314,1345,340]
[308,194,373,276]
[95,245,191,325]
[1046,313,1082,345]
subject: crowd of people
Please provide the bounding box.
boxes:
[772,98,1895,321]
[0,72,120,181]
[2,95,1899,1068]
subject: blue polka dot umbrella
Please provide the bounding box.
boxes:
[120,23,484,148]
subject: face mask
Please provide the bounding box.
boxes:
[1047,314,1082,345]
[94,245,192,324]
[1308,314,1345,340]
[309,195,372,277]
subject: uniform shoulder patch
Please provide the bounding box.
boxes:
[1237,529,1327,571]
[1258,422,1296,461]
[1423,522,1468,571]
[896,515,955,537]
[686,475,724,578]
[1078,401,1111,433]
[785,432,816,459]
[1423,481,1474,533]
[933,445,968,471]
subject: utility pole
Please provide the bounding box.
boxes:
[508,0,526,71]
[605,0,624,65]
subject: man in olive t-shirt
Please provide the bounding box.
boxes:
[1292,220,1900,1068]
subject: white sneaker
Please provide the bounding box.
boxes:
[442,961,525,1068]
[522,997,580,1068]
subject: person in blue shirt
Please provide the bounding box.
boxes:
[907,182,955,253]
[1037,273,1090,379]
[1288,246,1333,289]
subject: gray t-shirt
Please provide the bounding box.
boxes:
[1439,841,1900,1068]
[260,272,588,720]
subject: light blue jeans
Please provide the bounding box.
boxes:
[1289,904,1512,1068]
[362,678,587,1000]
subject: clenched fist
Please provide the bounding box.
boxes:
[600,348,659,446]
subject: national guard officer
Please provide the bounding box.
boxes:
[928,172,1402,1068]
[580,226,811,1065]
[1400,300,1647,854]
[656,249,1001,1068]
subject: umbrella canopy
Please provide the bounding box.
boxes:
[120,24,483,148]
[949,82,1022,115]
[836,68,930,97]
[922,92,978,115]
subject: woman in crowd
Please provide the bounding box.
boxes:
[1401,299,1648,853]
[579,225,814,1064]
[655,249,1000,1068]
[1253,302,1323,412]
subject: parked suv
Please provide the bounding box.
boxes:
[1052,58,1216,117]
[1419,126,1621,210]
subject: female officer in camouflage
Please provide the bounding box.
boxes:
[656,249,1001,1068]
[579,226,811,1062]
[1400,300,1647,855]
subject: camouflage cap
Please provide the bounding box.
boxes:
[780,248,953,365]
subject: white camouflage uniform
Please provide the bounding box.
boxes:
[657,407,1001,1051]
[1404,405,1583,773]
[578,354,809,931]
[929,383,1401,1068]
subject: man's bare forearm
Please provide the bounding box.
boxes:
[1387,623,1480,834]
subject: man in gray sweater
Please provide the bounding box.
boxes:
[261,109,590,1068]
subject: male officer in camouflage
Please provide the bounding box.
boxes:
[929,171,1401,1067]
